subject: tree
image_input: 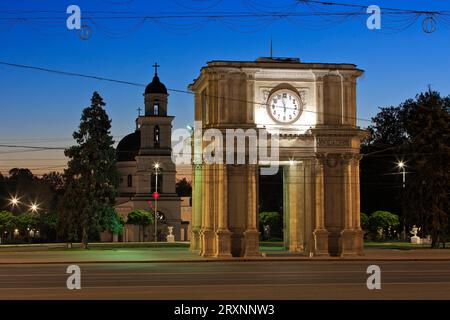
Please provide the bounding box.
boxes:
[360,212,369,230]
[403,90,450,247]
[42,172,65,192]
[176,178,192,197]
[0,211,15,243]
[36,211,58,242]
[127,210,154,242]
[14,214,38,243]
[60,92,120,248]
[104,208,125,236]
[361,89,450,246]
[8,168,34,181]
[369,211,400,240]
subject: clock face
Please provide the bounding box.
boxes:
[267,90,302,124]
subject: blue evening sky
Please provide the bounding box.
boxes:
[0,0,449,174]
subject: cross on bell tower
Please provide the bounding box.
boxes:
[153,62,160,76]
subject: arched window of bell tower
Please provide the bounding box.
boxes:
[154,125,160,148]
[153,100,159,115]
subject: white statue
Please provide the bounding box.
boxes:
[410,225,421,244]
[410,225,419,237]
[166,225,175,243]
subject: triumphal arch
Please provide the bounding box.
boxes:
[188,57,366,257]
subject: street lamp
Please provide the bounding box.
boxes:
[397,161,406,189]
[153,162,160,242]
[397,161,406,240]
[9,197,19,207]
[30,203,39,213]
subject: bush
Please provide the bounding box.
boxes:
[360,212,369,230]
[259,212,282,240]
[127,210,154,226]
[104,208,125,235]
[127,210,154,242]
[369,211,400,240]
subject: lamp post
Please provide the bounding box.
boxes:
[397,161,406,240]
[398,161,406,189]
[153,162,160,242]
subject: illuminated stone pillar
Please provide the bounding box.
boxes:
[340,154,364,256]
[215,164,232,257]
[283,163,304,252]
[200,164,215,257]
[190,164,202,251]
[243,165,260,257]
[313,156,329,256]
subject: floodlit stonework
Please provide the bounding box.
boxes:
[189,57,366,257]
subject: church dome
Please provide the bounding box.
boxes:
[116,131,140,162]
[145,74,167,95]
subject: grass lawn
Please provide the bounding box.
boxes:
[258,240,450,251]
[364,240,449,250]
[1,240,449,252]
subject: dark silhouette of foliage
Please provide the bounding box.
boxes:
[59,92,120,248]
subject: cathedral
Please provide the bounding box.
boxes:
[114,65,182,241]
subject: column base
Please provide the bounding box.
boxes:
[313,229,329,256]
[340,229,364,257]
[243,229,260,257]
[215,229,232,258]
[200,229,215,257]
[189,229,201,252]
[288,242,304,253]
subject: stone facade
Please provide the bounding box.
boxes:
[188,57,366,257]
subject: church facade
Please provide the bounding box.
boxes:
[115,67,181,241]
[189,57,366,257]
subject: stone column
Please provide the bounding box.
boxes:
[352,155,364,253]
[353,155,362,230]
[243,165,260,257]
[200,164,215,256]
[283,163,304,252]
[343,154,353,230]
[340,154,363,256]
[190,164,202,251]
[215,164,232,257]
[313,155,329,256]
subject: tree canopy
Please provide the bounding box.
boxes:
[362,89,450,246]
[59,92,119,248]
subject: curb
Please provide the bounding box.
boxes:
[2,257,450,265]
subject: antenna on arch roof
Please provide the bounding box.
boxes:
[270,36,273,59]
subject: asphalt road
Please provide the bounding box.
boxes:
[1,261,450,299]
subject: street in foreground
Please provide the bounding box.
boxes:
[1,261,450,300]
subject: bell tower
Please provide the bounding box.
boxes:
[132,63,180,239]
[139,63,173,153]
[144,63,168,117]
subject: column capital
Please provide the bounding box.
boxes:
[340,153,354,165]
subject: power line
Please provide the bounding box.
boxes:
[0,144,65,150]
[0,60,373,123]
[299,0,448,15]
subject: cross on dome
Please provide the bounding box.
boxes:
[153,62,160,75]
